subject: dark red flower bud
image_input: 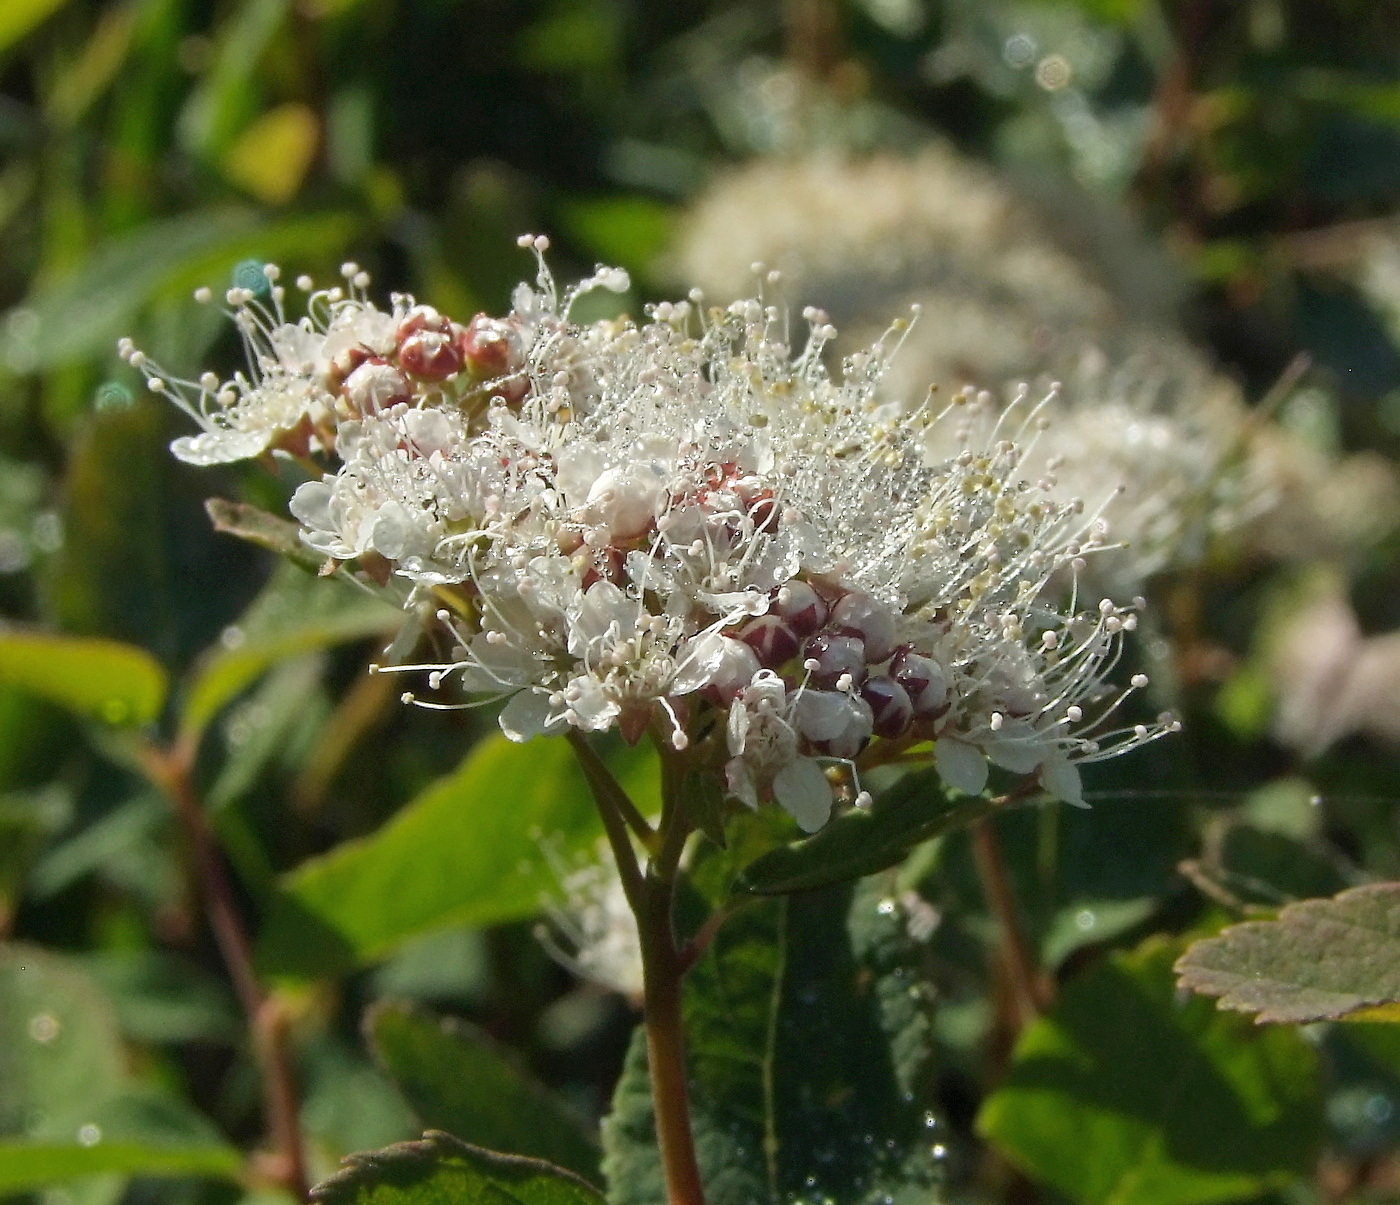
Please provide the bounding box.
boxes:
[774,579,828,637]
[860,675,914,738]
[802,632,867,690]
[737,614,801,668]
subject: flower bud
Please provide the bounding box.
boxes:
[830,591,898,663]
[458,314,523,379]
[399,329,463,380]
[889,648,949,715]
[342,359,411,415]
[738,614,801,668]
[775,579,828,636]
[860,675,913,738]
[802,632,866,690]
[814,693,873,759]
[707,637,762,704]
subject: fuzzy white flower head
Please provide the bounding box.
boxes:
[146,238,1178,832]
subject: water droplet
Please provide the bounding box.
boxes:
[1034,54,1073,91]
[220,624,247,650]
[1003,32,1037,68]
[923,1110,939,1129]
[95,381,133,412]
[1365,1093,1394,1124]
[76,1124,101,1147]
[231,259,272,298]
[1310,794,1324,807]
[932,1143,948,1159]
[876,898,897,916]
[1075,908,1097,931]
[28,1013,60,1043]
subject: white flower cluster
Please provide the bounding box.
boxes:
[129,237,1176,832]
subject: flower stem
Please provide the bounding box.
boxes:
[568,734,705,1205]
[141,742,308,1200]
[638,871,707,1205]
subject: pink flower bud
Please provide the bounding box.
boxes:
[459,314,523,379]
[399,329,463,380]
[889,648,949,716]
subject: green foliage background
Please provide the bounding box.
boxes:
[1,1,1400,1203]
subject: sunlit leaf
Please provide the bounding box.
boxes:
[1175,884,1400,1024]
[979,939,1323,1205]
[0,0,74,56]
[0,1138,240,1194]
[311,1131,605,1204]
[0,630,166,726]
[222,103,320,205]
[257,735,659,976]
[181,562,399,741]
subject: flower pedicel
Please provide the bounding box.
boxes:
[123,236,1177,832]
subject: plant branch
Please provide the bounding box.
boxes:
[140,742,308,1200]
[972,815,1050,1030]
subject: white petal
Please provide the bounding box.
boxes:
[172,428,270,466]
[498,690,557,742]
[725,758,759,810]
[1040,755,1087,807]
[934,737,988,796]
[289,479,334,529]
[984,724,1043,774]
[773,756,833,832]
[671,630,728,694]
[793,689,855,742]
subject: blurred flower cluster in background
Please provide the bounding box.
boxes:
[3,1,1400,1203]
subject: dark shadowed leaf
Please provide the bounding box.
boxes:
[602,877,941,1205]
[979,938,1323,1205]
[1175,883,1400,1024]
[311,1131,604,1205]
[736,767,992,896]
[367,1003,600,1182]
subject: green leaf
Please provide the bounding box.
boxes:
[978,938,1323,1205]
[181,561,400,740]
[366,1003,600,1182]
[0,0,74,56]
[3,208,359,372]
[0,1138,239,1194]
[736,767,993,896]
[602,878,941,1205]
[1174,883,1400,1024]
[257,735,659,976]
[0,943,127,1136]
[0,630,166,726]
[311,1131,605,1205]
[3,209,257,372]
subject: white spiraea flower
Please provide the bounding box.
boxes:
[120,261,538,467]
[539,838,644,1000]
[138,237,1177,831]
